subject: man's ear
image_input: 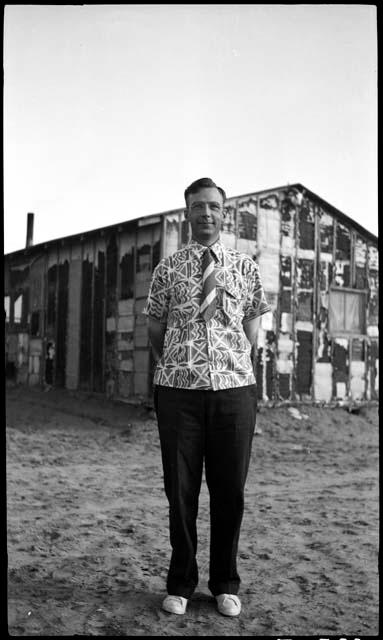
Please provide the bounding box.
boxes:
[184,208,189,221]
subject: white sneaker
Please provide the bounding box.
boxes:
[162,595,188,615]
[216,593,241,616]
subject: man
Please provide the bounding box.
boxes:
[143,177,271,617]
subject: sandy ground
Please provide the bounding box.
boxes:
[6,384,379,636]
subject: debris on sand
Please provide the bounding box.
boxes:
[288,407,309,420]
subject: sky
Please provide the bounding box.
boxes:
[3,4,378,254]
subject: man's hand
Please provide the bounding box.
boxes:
[242,316,261,346]
[148,317,167,360]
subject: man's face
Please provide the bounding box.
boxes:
[185,187,225,246]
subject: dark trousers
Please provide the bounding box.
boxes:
[154,384,256,598]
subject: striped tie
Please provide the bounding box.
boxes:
[200,247,217,321]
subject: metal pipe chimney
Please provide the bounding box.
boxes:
[26,212,34,248]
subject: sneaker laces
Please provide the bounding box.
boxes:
[220,594,240,606]
[167,595,186,605]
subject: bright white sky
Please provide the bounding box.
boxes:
[3,4,378,254]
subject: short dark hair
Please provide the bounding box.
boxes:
[184,177,226,206]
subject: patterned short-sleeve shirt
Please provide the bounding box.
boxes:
[143,239,271,390]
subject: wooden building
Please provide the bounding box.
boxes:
[4,183,379,404]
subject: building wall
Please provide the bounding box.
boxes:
[4,186,379,404]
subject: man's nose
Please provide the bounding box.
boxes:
[200,203,214,215]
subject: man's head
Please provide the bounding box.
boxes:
[184,177,226,247]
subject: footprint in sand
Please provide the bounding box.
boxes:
[292,574,310,593]
[83,608,111,635]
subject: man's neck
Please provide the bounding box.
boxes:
[191,236,221,248]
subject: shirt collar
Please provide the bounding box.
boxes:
[189,238,224,263]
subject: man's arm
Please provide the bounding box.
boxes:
[148,316,167,360]
[242,316,261,346]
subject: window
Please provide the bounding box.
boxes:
[136,245,151,272]
[328,289,366,335]
[31,311,40,336]
[14,294,23,324]
[120,251,134,300]
[4,296,10,322]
